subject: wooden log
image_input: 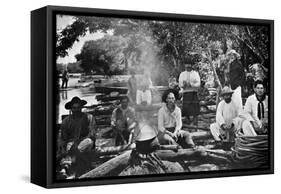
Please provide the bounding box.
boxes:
[79,150,132,179]
[95,144,136,156]
[156,148,231,164]
[182,124,210,131]
[155,149,203,162]
[190,131,212,141]
[80,147,231,178]
[95,144,180,156]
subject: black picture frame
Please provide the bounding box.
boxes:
[31,5,274,188]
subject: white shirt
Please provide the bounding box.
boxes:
[158,104,182,133]
[244,94,268,128]
[216,100,241,126]
[178,70,200,88]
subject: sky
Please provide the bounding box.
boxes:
[56,15,106,64]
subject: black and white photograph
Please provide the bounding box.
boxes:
[55,12,272,181]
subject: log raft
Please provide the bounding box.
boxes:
[80,147,232,179]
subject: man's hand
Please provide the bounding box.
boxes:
[261,118,268,127]
[251,121,263,132]
[183,81,191,88]
[221,124,227,131]
[166,130,177,140]
[226,123,234,130]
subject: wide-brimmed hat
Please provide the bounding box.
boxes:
[65,96,87,110]
[221,86,234,96]
[227,49,241,59]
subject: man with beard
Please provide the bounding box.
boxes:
[158,89,195,148]
[210,87,246,142]
[244,80,268,134]
[58,96,96,177]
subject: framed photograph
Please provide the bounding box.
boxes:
[31,5,274,188]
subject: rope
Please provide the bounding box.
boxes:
[232,135,268,168]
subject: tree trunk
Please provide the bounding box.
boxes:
[204,50,222,107]
[80,148,232,178]
[79,150,132,178]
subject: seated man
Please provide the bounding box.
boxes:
[210,87,256,142]
[111,96,137,146]
[158,89,195,148]
[243,80,268,134]
[58,96,96,177]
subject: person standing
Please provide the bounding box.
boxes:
[136,71,153,105]
[61,69,69,88]
[128,70,137,103]
[178,63,201,125]
[227,50,245,110]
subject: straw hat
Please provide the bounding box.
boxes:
[221,86,234,96]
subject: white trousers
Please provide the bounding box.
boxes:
[136,89,152,105]
[210,118,257,141]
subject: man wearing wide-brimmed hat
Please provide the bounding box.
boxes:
[210,86,242,142]
[58,96,96,176]
[59,96,96,152]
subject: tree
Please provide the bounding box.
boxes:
[75,35,128,75]
[57,16,270,85]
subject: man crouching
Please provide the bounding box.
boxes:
[158,89,195,148]
[210,86,256,143]
[111,96,137,146]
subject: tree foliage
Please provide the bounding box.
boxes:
[56,15,270,85]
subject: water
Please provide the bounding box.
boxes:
[57,78,99,123]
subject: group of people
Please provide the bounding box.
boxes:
[57,57,268,177]
[210,81,268,142]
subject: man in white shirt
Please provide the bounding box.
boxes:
[179,64,201,89]
[158,90,195,148]
[178,63,201,125]
[243,80,268,134]
[210,86,256,142]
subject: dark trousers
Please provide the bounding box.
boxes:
[115,129,130,146]
[61,79,68,88]
[182,91,199,116]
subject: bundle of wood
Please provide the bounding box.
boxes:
[232,135,269,168]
